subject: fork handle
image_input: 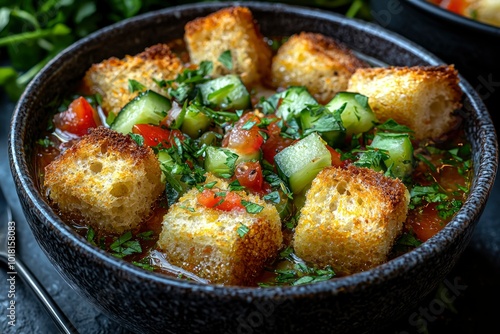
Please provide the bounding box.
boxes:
[14,259,79,334]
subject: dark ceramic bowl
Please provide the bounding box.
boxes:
[8,2,498,333]
[370,0,500,127]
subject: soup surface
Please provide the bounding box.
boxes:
[36,9,472,287]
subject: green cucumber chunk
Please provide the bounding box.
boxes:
[204,146,239,178]
[111,90,171,134]
[370,132,414,179]
[274,86,318,121]
[181,104,212,139]
[198,74,250,110]
[326,92,377,135]
[299,105,346,147]
[274,132,331,194]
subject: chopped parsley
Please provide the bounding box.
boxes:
[218,50,233,70]
[109,231,142,258]
[241,200,264,214]
[129,133,144,146]
[36,138,55,148]
[259,247,336,287]
[128,79,146,93]
[237,223,249,237]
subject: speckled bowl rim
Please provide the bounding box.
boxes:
[406,0,500,35]
[9,1,498,299]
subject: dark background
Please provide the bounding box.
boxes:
[1,2,500,334]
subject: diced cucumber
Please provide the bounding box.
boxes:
[299,105,346,147]
[235,149,261,166]
[204,146,239,178]
[198,74,250,110]
[157,150,174,184]
[181,104,212,139]
[111,90,171,134]
[326,92,377,135]
[274,86,318,121]
[274,132,331,194]
[370,132,414,179]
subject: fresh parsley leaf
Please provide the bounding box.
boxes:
[241,200,264,214]
[36,138,54,148]
[241,120,256,130]
[86,226,96,246]
[228,179,245,191]
[218,50,233,70]
[129,133,144,146]
[237,223,249,237]
[128,79,146,93]
[415,153,437,172]
[353,147,389,170]
[110,231,142,258]
[263,191,280,204]
[137,231,154,240]
[436,199,463,219]
[163,61,213,102]
[376,119,414,133]
[397,233,422,247]
[132,257,154,271]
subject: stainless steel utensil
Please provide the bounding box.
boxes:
[0,187,79,334]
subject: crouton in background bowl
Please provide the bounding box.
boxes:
[369,0,500,129]
[8,1,498,334]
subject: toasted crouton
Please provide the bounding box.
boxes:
[44,127,164,234]
[184,6,272,87]
[271,32,368,104]
[293,166,409,276]
[347,65,462,140]
[82,43,183,115]
[473,0,500,27]
[157,174,282,285]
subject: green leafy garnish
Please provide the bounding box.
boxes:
[109,231,142,258]
[237,223,249,237]
[161,61,213,102]
[218,50,233,70]
[36,138,55,148]
[128,79,146,93]
[241,200,264,214]
[132,257,154,271]
[129,133,144,146]
[86,226,96,246]
[376,119,414,133]
[263,191,281,204]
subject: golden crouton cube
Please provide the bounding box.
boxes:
[271,32,368,104]
[293,166,409,276]
[184,6,272,87]
[44,127,164,234]
[157,175,283,285]
[82,43,183,115]
[347,65,462,140]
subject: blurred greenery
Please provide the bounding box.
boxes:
[0,0,370,101]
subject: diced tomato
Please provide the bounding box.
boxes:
[439,0,468,15]
[197,189,244,211]
[222,113,264,155]
[260,117,293,164]
[326,145,349,168]
[53,96,100,136]
[235,161,263,192]
[408,203,445,242]
[197,189,221,208]
[132,124,184,147]
[261,134,293,165]
[216,191,245,211]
